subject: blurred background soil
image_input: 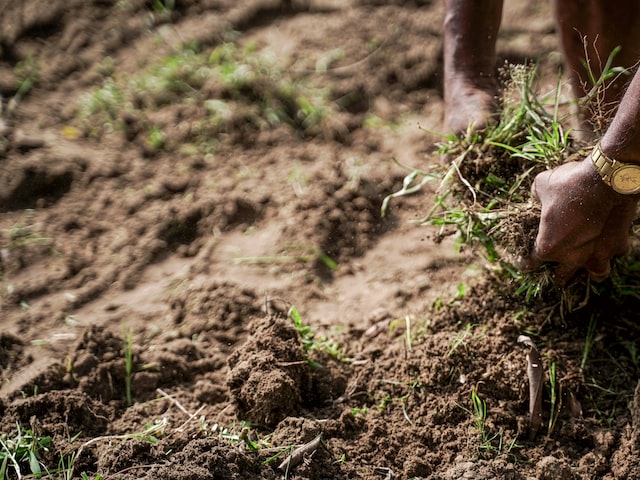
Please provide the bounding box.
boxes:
[1,1,640,479]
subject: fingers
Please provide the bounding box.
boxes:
[515,249,544,273]
[530,168,555,202]
[520,244,616,284]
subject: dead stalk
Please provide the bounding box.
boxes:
[278,434,324,472]
[517,335,543,439]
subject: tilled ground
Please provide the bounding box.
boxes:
[2,1,640,479]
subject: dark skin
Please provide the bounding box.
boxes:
[443,0,502,135]
[524,69,640,283]
[444,0,640,282]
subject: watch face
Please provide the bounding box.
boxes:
[611,165,640,194]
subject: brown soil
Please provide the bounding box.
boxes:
[2,1,640,479]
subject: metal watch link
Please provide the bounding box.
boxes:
[591,143,640,195]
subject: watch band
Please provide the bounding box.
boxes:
[591,142,640,194]
[591,143,616,186]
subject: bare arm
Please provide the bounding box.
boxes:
[523,66,640,282]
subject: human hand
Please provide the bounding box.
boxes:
[521,157,639,283]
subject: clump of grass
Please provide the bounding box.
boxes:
[0,424,52,479]
[459,388,519,458]
[383,62,569,269]
[426,62,569,266]
[581,315,598,370]
[448,323,473,357]
[5,55,40,117]
[3,221,51,252]
[383,54,637,310]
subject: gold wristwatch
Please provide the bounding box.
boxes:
[591,143,640,195]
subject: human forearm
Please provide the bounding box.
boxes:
[600,66,640,163]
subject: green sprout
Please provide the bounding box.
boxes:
[581,315,598,370]
[122,324,134,406]
[288,306,347,367]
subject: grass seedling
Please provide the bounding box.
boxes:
[580,44,631,135]
[4,222,51,251]
[380,162,440,217]
[7,56,40,115]
[581,315,598,370]
[288,306,348,366]
[471,388,488,439]
[448,323,473,357]
[466,389,521,457]
[122,324,134,406]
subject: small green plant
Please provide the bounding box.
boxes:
[146,125,166,150]
[215,421,271,452]
[0,424,52,479]
[471,388,488,438]
[350,406,369,416]
[151,0,174,13]
[448,323,473,357]
[76,77,124,136]
[465,389,519,457]
[122,324,134,406]
[580,45,630,136]
[69,418,167,479]
[581,315,598,370]
[6,56,40,115]
[3,221,51,251]
[80,474,103,480]
[288,306,348,367]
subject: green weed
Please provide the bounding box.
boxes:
[449,323,473,357]
[68,418,167,479]
[471,389,488,438]
[425,63,568,268]
[288,306,347,367]
[465,389,520,457]
[382,50,632,308]
[218,422,271,452]
[0,424,51,479]
[350,406,369,416]
[6,56,40,116]
[379,60,592,307]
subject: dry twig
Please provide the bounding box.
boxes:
[278,434,324,472]
[517,335,543,439]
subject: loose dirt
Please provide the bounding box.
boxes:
[2,1,640,479]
